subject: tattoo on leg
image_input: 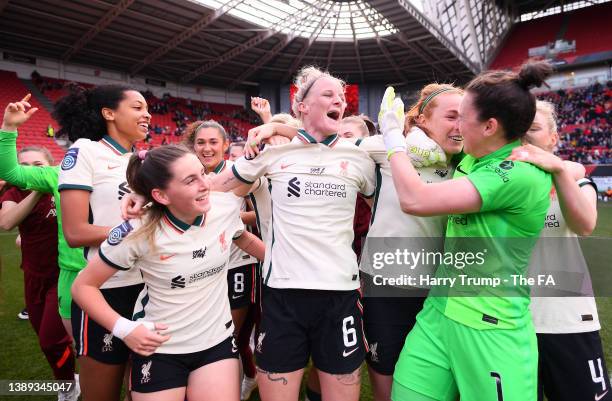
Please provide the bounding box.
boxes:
[334,370,361,386]
[256,367,288,385]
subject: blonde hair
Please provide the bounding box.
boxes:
[291,66,345,119]
[340,116,369,137]
[19,146,54,165]
[405,83,463,131]
[535,100,558,136]
[269,113,301,128]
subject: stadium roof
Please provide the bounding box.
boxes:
[0,0,478,90]
[508,0,611,17]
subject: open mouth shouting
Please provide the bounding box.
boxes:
[326,110,341,122]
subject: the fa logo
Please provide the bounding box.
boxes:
[256,332,266,353]
[141,361,152,384]
[339,161,349,176]
[102,334,114,352]
[369,342,379,363]
[219,232,228,252]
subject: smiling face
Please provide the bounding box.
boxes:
[524,110,557,153]
[458,92,489,156]
[420,92,464,156]
[104,90,151,145]
[193,127,228,172]
[155,153,211,221]
[298,76,346,137]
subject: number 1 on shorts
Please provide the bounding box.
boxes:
[490,372,504,401]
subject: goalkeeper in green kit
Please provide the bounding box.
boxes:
[0,95,86,338]
[380,62,554,401]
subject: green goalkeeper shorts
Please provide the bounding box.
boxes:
[392,302,537,401]
[58,269,79,319]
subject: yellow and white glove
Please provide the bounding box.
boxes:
[378,87,406,158]
[405,128,447,168]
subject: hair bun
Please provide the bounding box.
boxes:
[517,61,553,90]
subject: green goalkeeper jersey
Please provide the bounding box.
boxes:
[0,130,85,272]
[427,140,552,330]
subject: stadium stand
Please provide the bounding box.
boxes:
[0,70,66,162]
[29,76,258,151]
[490,14,564,70]
[490,2,612,69]
[488,2,611,168]
[539,81,611,164]
[562,3,612,58]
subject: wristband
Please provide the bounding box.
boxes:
[387,148,405,160]
[112,317,154,339]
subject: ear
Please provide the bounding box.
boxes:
[151,188,170,206]
[297,101,308,115]
[550,132,559,148]
[415,113,429,134]
[222,140,230,153]
[101,107,114,122]
[483,118,499,138]
[415,113,427,126]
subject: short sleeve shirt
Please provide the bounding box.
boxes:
[249,176,271,244]
[58,136,141,288]
[530,178,600,333]
[99,201,243,354]
[427,140,552,330]
[358,135,452,279]
[209,160,257,269]
[232,130,376,290]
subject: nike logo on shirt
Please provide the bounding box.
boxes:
[159,253,177,261]
[280,163,295,170]
[595,390,609,401]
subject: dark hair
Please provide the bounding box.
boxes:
[53,83,138,142]
[465,61,553,140]
[125,144,191,248]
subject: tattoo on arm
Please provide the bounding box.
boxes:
[334,369,361,386]
[222,175,237,186]
[256,367,288,385]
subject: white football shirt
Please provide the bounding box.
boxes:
[232,131,376,290]
[529,178,600,334]
[58,136,142,288]
[99,198,243,353]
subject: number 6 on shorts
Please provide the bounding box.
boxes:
[342,316,357,347]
